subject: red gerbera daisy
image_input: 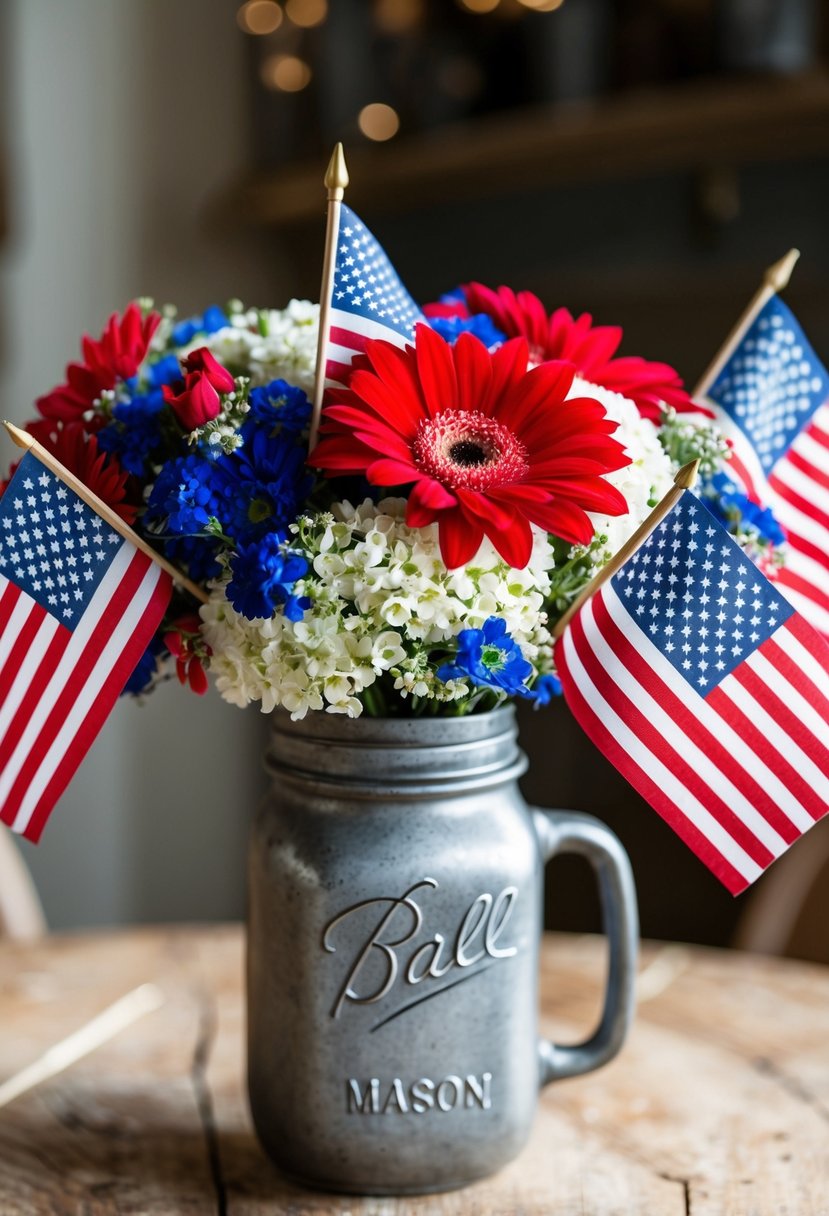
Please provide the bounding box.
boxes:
[463,283,698,423]
[22,420,139,524]
[37,302,161,428]
[309,325,631,570]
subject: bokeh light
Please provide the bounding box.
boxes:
[236,1,284,35]
[358,103,401,142]
[457,0,500,12]
[285,0,328,27]
[374,0,424,35]
[261,54,313,91]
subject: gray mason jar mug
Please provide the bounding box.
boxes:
[247,706,638,1196]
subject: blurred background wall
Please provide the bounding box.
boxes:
[1,0,827,949]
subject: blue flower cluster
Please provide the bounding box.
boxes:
[427,288,506,351]
[703,474,785,546]
[141,377,314,618]
[227,533,309,621]
[170,305,229,347]
[437,616,552,701]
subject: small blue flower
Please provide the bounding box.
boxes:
[437,616,535,698]
[171,306,229,347]
[146,454,221,535]
[244,379,312,440]
[704,474,785,546]
[98,388,167,477]
[123,635,166,696]
[212,428,313,547]
[146,354,183,389]
[530,673,562,705]
[227,532,309,621]
[428,312,506,350]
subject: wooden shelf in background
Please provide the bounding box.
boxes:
[220,72,829,228]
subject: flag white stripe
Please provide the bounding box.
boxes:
[717,673,829,811]
[774,627,829,717]
[777,578,829,634]
[602,585,813,835]
[772,489,829,552]
[0,593,40,685]
[779,545,829,599]
[0,544,135,806]
[772,459,829,519]
[11,558,162,834]
[559,612,762,884]
[793,430,829,471]
[582,596,789,854]
[0,607,61,748]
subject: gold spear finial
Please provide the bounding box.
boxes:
[764,248,800,293]
[674,458,700,490]
[324,142,349,201]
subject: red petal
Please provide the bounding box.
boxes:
[365,457,419,486]
[487,337,530,412]
[453,331,493,414]
[438,507,484,570]
[414,324,458,417]
[408,477,458,511]
[522,497,596,545]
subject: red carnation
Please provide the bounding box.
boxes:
[37,302,161,426]
[463,283,699,423]
[163,372,223,432]
[21,420,139,524]
[309,325,630,571]
[182,347,235,392]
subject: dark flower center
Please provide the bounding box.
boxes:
[449,440,490,467]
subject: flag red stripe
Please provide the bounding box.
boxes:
[729,657,829,775]
[586,597,783,858]
[805,423,829,451]
[0,551,154,828]
[325,359,356,384]
[23,569,171,843]
[0,600,48,714]
[0,618,71,770]
[785,447,829,493]
[555,632,749,895]
[0,580,22,639]
[329,326,367,353]
[766,626,829,727]
[769,472,829,534]
[776,566,829,616]
[783,528,829,572]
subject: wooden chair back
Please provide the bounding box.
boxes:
[0,827,46,940]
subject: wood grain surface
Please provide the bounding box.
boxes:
[0,928,826,1215]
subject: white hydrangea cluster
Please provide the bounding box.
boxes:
[569,375,677,564]
[200,497,555,719]
[204,300,319,394]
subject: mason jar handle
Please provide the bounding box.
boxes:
[531,809,638,1086]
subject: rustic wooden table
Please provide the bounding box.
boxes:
[0,927,826,1215]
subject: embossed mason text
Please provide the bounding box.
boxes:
[323,878,519,1020]
[347,1073,493,1115]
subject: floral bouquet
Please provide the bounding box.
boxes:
[1,274,785,720]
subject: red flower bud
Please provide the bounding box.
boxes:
[182,347,235,393]
[163,372,221,432]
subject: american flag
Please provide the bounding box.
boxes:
[0,452,171,842]
[700,294,829,636]
[555,490,829,895]
[325,203,425,386]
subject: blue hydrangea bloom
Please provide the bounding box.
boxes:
[244,379,312,440]
[428,312,506,350]
[98,389,167,476]
[171,306,229,347]
[212,429,313,547]
[437,616,535,698]
[227,532,309,621]
[704,474,786,546]
[146,454,222,535]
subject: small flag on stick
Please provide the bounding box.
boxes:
[0,449,172,841]
[694,251,829,637]
[554,484,829,895]
[309,144,425,447]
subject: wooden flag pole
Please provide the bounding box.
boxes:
[308,142,349,453]
[3,422,209,604]
[552,459,700,640]
[693,248,800,400]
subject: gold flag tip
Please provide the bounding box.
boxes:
[324,142,349,196]
[764,248,800,293]
[674,458,700,490]
[3,421,31,450]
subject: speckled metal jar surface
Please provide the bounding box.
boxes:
[247,708,637,1196]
